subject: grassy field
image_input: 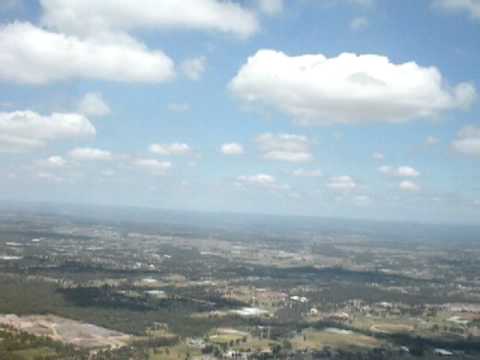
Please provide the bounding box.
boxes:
[352,315,418,333]
[148,343,201,360]
[145,328,177,340]
[208,328,248,345]
[292,328,382,351]
[12,347,57,360]
[233,337,278,353]
[370,323,415,333]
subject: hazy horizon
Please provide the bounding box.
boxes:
[1,0,479,225]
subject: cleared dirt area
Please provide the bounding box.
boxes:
[0,314,131,349]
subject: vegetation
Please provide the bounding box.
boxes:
[1,210,480,359]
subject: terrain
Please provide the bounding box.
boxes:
[0,203,479,359]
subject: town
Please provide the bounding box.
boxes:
[1,207,480,359]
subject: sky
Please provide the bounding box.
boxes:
[0,0,479,225]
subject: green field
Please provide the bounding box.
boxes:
[292,328,382,351]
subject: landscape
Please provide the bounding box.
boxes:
[1,204,479,359]
[1,0,480,359]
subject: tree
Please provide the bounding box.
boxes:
[282,339,292,350]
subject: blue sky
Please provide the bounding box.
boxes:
[0,0,479,224]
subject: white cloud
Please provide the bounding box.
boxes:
[221,143,244,155]
[327,176,357,191]
[167,103,190,112]
[47,155,67,167]
[451,125,480,156]
[350,17,369,31]
[372,152,385,160]
[150,143,192,156]
[292,168,322,177]
[256,133,313,162]
[238,174,275,186]
[379,165,420,177]
[0,22,175,84]
[0,110,95,152]
[134,158,171,175]
[181,56,207,81]
[37,155,67,168]
[230,49,476,125]
[78,92,111,117]
[69,147,112,161]
[426,135,440,145]
[236,174,289,191]
[40,0,259,38]
[433,0,480,20]
[399,180,420,192]
[0,135,43,153]
[257,0,284,15]
[397,166,420,177]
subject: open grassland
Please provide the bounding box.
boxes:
[208,328,248,345]
[233,337,279,353]
[148,343,201,360]
[352,315,418,333]
[292,328,382,351]
[370,323,415,333]
[12,347,57,360]
[208,327,279,353]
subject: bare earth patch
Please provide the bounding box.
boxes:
[0,314,131,349]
